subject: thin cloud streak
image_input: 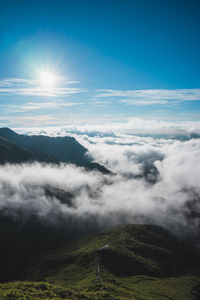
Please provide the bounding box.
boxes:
[0,78,37,86]
[0,77,200,103]
[0,77,80,86]
[96,88,200,104]
[0,87,87,97]
[120,99,170,106]
[0,77,86,97]
[1,101,83,112]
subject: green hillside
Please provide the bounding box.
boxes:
[19,224,200,300]
[0,281,115,299]
[1,277,199,300]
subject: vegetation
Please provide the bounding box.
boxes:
[0,277,199,300]
[17,224,200,299]
[0,281,119,300]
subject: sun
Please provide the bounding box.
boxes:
[39,71,57,87]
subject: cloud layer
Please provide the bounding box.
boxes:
[17,117,200,136]
[1,126,200,241]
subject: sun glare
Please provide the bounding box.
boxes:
[39,71,57,87]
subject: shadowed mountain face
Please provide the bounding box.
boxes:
[0,127,109,173]
[0,136,33,163]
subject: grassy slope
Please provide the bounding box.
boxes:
[0,281,119,300]
[0,277,199,300]
[18,224,200,300]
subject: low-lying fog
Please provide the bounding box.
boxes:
[1,119,200,241]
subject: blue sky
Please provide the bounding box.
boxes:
[0,0,200,127]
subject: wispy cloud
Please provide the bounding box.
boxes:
[1,78,200,104]
[0,114,63,126]
[0,87,87,97]
[96,89,200,105]
[120,99,170,106]
[0,78,37,86]
[1,101,83,112]
[0,77,85,97]
[92,101,112,107]
[0,77,80,86]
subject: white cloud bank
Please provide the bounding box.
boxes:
[17,117,200,136]
[1,125,200,239]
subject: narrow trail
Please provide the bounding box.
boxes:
[96,257,101,279]
[96,243,109,280]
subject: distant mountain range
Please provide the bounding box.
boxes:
[0,127,109,173]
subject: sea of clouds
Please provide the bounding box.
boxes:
[1,118,200,240]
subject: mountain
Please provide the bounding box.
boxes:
[19,224,199,300]
[0,127,109,173]
[0,136,33,163]
[0,224,200,299]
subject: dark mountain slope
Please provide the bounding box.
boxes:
[0,127,87,164]
[23,224,200,299]
[0,136,31,163]
[0,135,56,163]
[0,224,199,299]
[0,127,109,173]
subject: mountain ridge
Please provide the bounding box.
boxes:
[20,224,200,299]
[0,127,109,173]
